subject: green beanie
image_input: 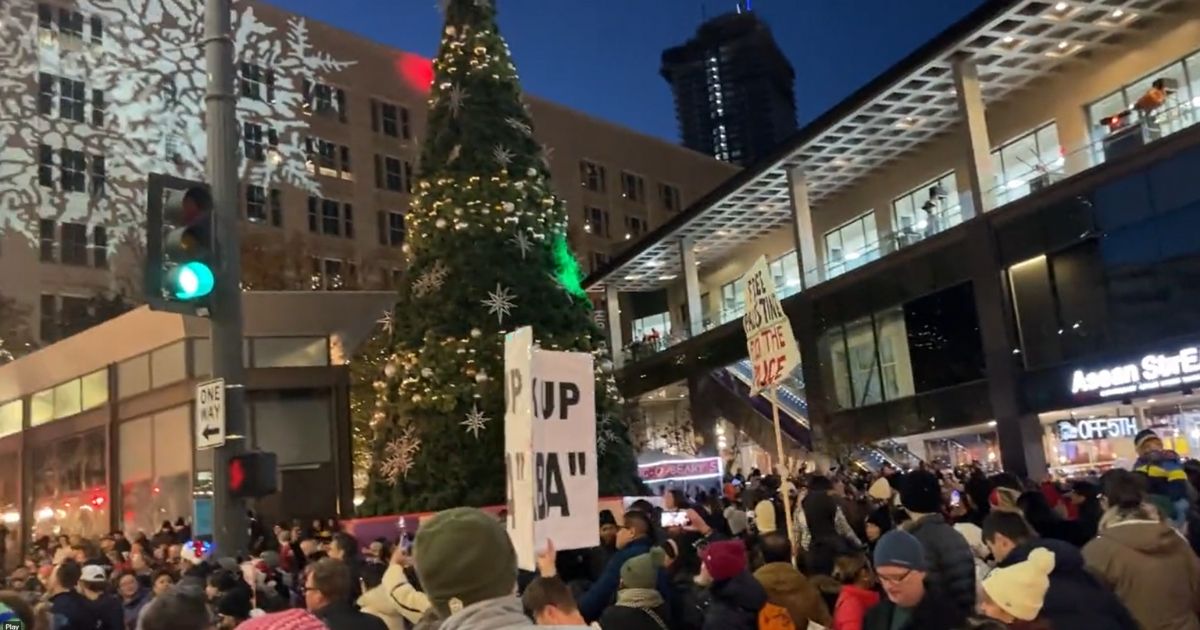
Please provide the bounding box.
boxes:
[414,507,517,616]
[620,547,666,590]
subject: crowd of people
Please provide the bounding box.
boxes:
[0,428,1198,629]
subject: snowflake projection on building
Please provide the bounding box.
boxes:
[379,425,421,484]
[0,0,354,246]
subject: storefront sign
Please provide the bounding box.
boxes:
[1057,417,1139,442]
[1071,345,1200,398]
[638,457,722,483]
[741,256,801,395]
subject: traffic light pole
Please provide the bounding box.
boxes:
[204,0,249,557]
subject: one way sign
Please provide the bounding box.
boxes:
[195,378,226,450]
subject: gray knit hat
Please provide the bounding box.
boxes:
[414,507,518,616]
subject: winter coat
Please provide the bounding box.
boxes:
[598,589,672,630]
[996,538,1136,630]
[753,561,831,629]
[50,590,100,630]
[122,588,151,630]
[667,570,707,630]
[862,583,967,630]
[412,595,539,630]
[91,593,125,630]
[902,513,976,615]
[315,601,389,630]
[701,570,768,630]
[359,563,432,630]
[578,537,670,622]
[1083,508,1200,630]
[832,584,879,630]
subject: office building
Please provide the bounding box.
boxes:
[661,5,797,165]
[0,0,737,346]
[598,0,1200,477]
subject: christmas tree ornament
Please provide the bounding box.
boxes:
[461,405,490,438]
[482,284,517,324]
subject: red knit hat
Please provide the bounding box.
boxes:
[702,540,747,582]
[237,610,327,630]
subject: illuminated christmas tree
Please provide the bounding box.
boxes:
[359,0,641,513]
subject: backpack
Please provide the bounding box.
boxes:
[758,601,796,630]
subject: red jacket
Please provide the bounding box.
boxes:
[833,584,880,630]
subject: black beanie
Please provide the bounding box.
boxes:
[900,470,942,514]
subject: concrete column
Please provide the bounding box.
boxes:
[786,167,820,287]
[604,284,624,367]
[964,219,1047,479]
[679,238,703,336]
[953,54,995,218]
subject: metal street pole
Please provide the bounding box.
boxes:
[204,0,249,557]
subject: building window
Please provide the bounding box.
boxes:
[590,252,610,272]
[57,7,84,40]
[624,215,645,240]
[374,101,410,140]
[308,197,353,238]
[824,211,878,279]
[991,122,1062,206]
[379,211,406,246]
[239,62,275,102]
[91,89,105,127]
[322,199,341,235]
[60,149,86,193]
[1088,50,1200,160]
[243,123,278,162]
[620,171,645,202]
[39,219,55,262]
[38,145,54,188]
[304,80,347,122]
[58,77,85,122]
[376,155,404,192]
[768,252,801,294]
[404,161,414,193]
[92,226,107,268]
[246,185,267,223]
[306,138,351,179]
[891,171,960,245]
[269,189,283,227]
[584,207,609,237]
[38,73,54,115]
[719,279,746,324]
[659,183,681,212]
[580,160,606,192]
[312,258,357,290]
[60,222,89,266]
[818,308,916,410]
[40,294,57,342]
[89,15,102,44]
[90,154,105,198]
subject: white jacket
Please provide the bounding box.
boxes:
[358,564,432,629]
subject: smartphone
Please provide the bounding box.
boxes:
[949,490,962,507]
[661,510,689,527]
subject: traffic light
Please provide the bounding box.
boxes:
[227,451,278,499]
[146,174,217,315]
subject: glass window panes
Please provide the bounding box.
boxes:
[874,309,915,400]
[254,337,329,368]
[719,279,746,323]
[631,312,671,341]
[117,355,150,399]
[824,212,878,278]
[892,172,961,245]
[150,341,186,388]
[845,318,883,407]
[30,390,53,426]
[991,122,1061,206]
[1085,50,1200,161]
[53,380,82,418]
[769,252,801,294]
[0,401,21,438]
[81,369,107,410]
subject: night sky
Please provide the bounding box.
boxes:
[270,0,985,143]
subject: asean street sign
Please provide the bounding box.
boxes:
[195,378,226,450]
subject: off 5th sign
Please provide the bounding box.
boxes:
[195,378,226,450]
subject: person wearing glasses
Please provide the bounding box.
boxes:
[862,530,966,630]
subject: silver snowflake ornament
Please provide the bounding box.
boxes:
[380,425,422,484]
[493,145,514,167]
[413,261,449,298]
[461,405,491,439]
[506,117,533,136]
[376,309,395,334]
[482,283,517,324]
[447,84,468,118]
[510,231,533,259]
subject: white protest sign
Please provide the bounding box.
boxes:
[195,378,226,450]
[741,256,801,396]
[504,326,598,571]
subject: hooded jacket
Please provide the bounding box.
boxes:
[701,570,768,630]
[1083,508,1200,630]
[358,563,432,629]
[902,513,976,615]
[832,584,879,630]
[997,537,1136,630]
[753,562,831,629]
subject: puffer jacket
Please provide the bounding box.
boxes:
[1083,507,1200,630]
[359,563,432,630]
[701,570,768,630]
[902,513,976,615]
[997,537,1136,630]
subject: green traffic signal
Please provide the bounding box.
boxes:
[170,261,215,300]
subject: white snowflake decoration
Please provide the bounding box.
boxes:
[376,310,395,334]
[447,84,467,118]
[540,144,555,168]
[510,231,532,259]
[493,145,514,167]
[505,117,532,136]
[0,1,354,245]
[461,405,490,439]
[379,426,422,484]
[482,283,517,324]
[412,261,449,298]
[448,144,462,163]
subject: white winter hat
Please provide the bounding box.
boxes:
[868,477,893,501]
[953,522,988,560]
[982,547,1055,621]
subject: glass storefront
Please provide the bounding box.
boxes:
[30,428,109,539]
[118,406,193,535]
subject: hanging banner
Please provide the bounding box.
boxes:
[741,256,801,395]
[504,327,598,571]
